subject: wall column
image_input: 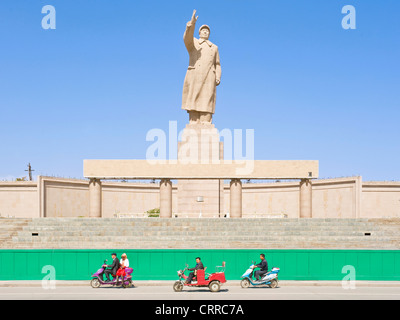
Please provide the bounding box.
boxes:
[299,178,312,218]
[89,178,102,218]
[230,179,242,218]
[160,179,172,218]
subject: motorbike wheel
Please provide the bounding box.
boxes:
[173,281,183,292]
[240,278,251,288]
[268,279,278,288]
[90,278,101,288]
[123,279,133,288]
[209,281,221,292]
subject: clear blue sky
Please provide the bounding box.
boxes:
[0,0,399,181]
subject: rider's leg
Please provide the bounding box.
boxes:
[186,272,194,284]
[119,270,125,283]
[104,270,112,282]
[256,270,267,281]
[98,270,105,281]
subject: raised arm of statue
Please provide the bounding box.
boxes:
[183,10,198,51]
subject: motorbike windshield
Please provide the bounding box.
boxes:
[241,266,254,277]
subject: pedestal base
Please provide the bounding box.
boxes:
[177,123,224,217]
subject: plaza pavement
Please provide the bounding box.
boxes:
[0,281,399,300]
[0,280,399,287]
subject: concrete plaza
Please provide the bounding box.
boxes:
[0,281,399,300]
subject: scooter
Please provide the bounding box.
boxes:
[173,262,226,292]
[90,259,134,288]
[240,263,280,288]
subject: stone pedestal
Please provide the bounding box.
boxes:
[299,178,312,218]
[177,123,224,217]
[89,178,102,218]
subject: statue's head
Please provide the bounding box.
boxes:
[199,25,210,40]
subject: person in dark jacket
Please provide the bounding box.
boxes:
[185,257,204,284]
[100,253,120,282]
[252,253,268,281]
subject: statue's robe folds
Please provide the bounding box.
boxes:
[182,22,221,114]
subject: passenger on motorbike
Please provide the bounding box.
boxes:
[116,253,129,283]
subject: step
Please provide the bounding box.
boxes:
[22,221,395,228]
[13,234,400,242]
[2,218,399,250]
[3,240,399,250]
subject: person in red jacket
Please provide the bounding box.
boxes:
[116,253,129,284]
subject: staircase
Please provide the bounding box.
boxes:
[2,218,400,250]
[0,218,32,248]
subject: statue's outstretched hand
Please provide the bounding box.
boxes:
[190,9,198,25]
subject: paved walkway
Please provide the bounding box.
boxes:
[0,280,399,287]
[0,283,399,300]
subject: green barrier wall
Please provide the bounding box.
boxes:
[0,249,399,281]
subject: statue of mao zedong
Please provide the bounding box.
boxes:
[182,10,221,124]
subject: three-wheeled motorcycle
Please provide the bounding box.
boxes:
[173,262,226,292]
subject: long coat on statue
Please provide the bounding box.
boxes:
[182,22,221,114]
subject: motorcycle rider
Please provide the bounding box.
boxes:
[99,252,120,282]
[252,253,268,282]
[185,257,204,284]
